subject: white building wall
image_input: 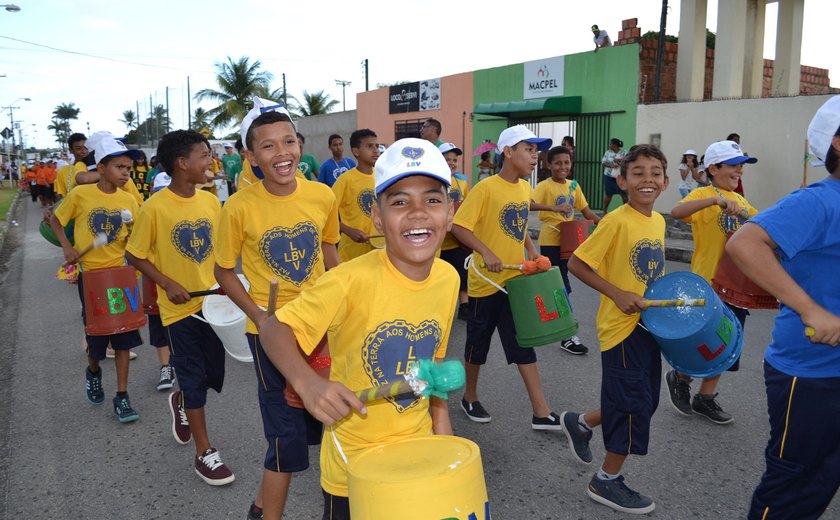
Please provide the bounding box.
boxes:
[296,110,357,165]
[637,95,833,213]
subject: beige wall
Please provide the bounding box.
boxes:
[637,95,833,213]
[295,110,358,165]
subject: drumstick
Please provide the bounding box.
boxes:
[354,359,465,403]
[188,288,225,297]
[481,262,524,271]
[643,298,706,308]
[266,278,279,314]
[63,232,108,267]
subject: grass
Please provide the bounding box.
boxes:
[0,188,18,222]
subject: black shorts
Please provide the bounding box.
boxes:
[77,275,143,360]
[604,175,626,196]
[723,304,748,372]
[147,313,168,348]
[165,313,225,409]
[464,290,537,366]
[440,247,468,292]
[540,245,572,295]
[601,324,661,456]
[322,489,351,520]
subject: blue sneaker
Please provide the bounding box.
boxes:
[560,411,593,464]
[587,474,655,514]
[113,395,140,423]
[85,367,104,405]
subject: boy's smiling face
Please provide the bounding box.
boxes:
[180,143,212,184]
[708,163,743,192]
[251,121,300,194]
[617,155,668,214]
[371,175,453,281]
[549,152,572,182]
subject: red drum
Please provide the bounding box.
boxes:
[141,275,159,315]
[559,220,594,259]
[82,266,147,336]
[285,337,331,409]
[712,247,778,310]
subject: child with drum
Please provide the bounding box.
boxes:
[126,130,234,487]
[530,145,601,355]
[728,95,840,519]
[451,125,562,429]
[332,129,380,262]
[215,104,340,520]
[666,141,759,425]
[259,137,459,519]
[564,144,669,514]
[49,132,143,423]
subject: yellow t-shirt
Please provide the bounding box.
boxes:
[54,184,139,271]
[332,167,376,262]
[53,164,76,198]
[126,188,221,326]
[69,161,143,205]
[441,175,471,251]
[276,249,459,497]
[679,186,758,283]
[533,178,589,246]
[123,178,144,205]
[453,174,532,297]
[573,204,666,351]
[217,180,340,333]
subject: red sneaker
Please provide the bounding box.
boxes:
[168,391,191,445]
[194,448,235,486]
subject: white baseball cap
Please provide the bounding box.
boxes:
[683,149,698,156]
[239,97,296,151]
[807,95,840,166]
[152,172,171,192]
[438,142,462,156]
[374,138,451,196]
[497,125,552,154]
[89,131,142,164]
[703,140,757,166]
[223,142,233,148]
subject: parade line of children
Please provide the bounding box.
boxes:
[48,95,840,518]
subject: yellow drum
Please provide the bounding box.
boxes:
[348,436,490,520]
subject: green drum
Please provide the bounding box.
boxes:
[39,199,74,247]
[506,266,578,347]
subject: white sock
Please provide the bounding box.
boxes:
[597,468,620,480]
[578,415,592,433]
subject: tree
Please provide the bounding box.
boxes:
[194,56,273,130]
[293,90,339,117]
[119,110,137,132]
[51,103,80,149]
[47,118,71,151]
[123,104,171,146]
[191,107,210,131]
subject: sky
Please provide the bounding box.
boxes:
[1,0,838,150]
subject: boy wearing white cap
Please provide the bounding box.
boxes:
[49,132,143,423]
[259,137,459,519]
[729,95,840,519]
[667,140,759,425]
[451,125,562,429]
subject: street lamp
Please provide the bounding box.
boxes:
[335,79,351,111]
[1,4,21,12]
[3,97,31,170]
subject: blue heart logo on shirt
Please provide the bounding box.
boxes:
[629,238,665,285]
[717,212,747,235]
[555,195,575,218]
[361,319,442,412]
[259,222,320,287]
[499,202,529,241]
[171,219,214,264]
[358,188,375,217]
[449,187,463,203]
[86,208,124,243]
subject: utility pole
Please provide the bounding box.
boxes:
[187,76,191,129]
[149,94,153,143]
[335,79,351,111]
[653,0,668,103]
[362,59,369,91]
[136,100,140,144]
[282,73,287,105]
[165,86,170,132]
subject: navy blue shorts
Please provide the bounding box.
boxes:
[464,290,537,366]
[165,313,225,409]
[749,362,840,519]
[601,324,661,456]
[246,333,321,473]
[147,313,168,348]
[603,175,626,196]
[540,245,572,295]
[723,303,748,372]
[322,489,350,519]
[77,276,143,360]
[440,247,468,292]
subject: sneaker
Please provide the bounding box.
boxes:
[156,365,175,391]
[587,474,656,514]
[560,411,593,464]
[559,336,588,355]
[460,398,491,423]
[195,447,235,486]
[113,394,140,423]
[691,393,734,425]
[85,367,105,405]
[246,503,263,520]
[169,390,192,445]
[664,369,693,416]
[106,347,137,360]
[531,411,563,431]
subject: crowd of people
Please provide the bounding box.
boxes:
[36,93,840,519]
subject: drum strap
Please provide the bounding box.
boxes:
[464,254,508,294]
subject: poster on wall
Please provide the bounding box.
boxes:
[523,56,565,99]
[389,78,441,113]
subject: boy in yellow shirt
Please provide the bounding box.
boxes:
[126,129,233,487]
[451,125,561,429]
[564,144,668,514]
[438,142,471,318]
[53,133,88,199]
[666,140,759,425]
[49,134,143,423]
[531,145,601,354]
[259,137,458,519]
[216,106,340,520]
[332,128,380,262]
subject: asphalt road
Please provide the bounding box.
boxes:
[1,197,837,519]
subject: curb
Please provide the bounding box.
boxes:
[0,189,22,256]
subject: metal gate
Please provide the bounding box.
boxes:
[573,113,612,211]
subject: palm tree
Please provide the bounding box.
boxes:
[192,107,211,131]
[194,56,273,130]
[294,90,339,117]
[52,103,80,145]
[119,110,137,132]
[47,118,71,151]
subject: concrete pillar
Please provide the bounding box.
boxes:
[773,0,804,96]
[676,0,708,101]
[713,0,748,99]
[742,0,766,97]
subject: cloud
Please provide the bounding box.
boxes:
[81,18,118,29]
